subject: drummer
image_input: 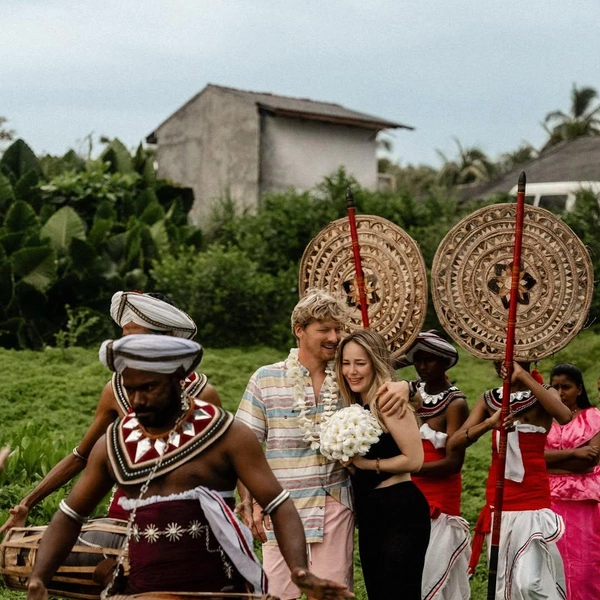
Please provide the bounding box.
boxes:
[26,335,353,600]
[1,291,222,531]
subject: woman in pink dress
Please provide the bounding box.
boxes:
[545,363,600,600]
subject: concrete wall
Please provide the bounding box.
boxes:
[260,115,379,195]
[153,87,261,227]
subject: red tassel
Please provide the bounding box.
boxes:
[531,369,544,385]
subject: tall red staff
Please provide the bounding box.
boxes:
[345,188,370,328]
[487,171,527,599]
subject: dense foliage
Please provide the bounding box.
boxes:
[2,131,599,352]
[152,168,483,348]
[0,139,201,349]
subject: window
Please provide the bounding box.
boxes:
[538,195,568,213]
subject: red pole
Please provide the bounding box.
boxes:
[487,171,526,599]
[345,188,370,328]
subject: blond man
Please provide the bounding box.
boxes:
[236,289,409,600]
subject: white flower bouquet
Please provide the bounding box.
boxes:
[319,405,383,462]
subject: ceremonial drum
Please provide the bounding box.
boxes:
[107,593,279,600]
[0,517,127,600]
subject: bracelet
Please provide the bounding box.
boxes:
[59,500,88,525]
[465,428,473,445]
[375,458,381,475]
[72,446,88,462]
[263,490,291,516]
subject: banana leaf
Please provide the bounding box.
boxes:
[11,244,57,292]
[40,206,87,252]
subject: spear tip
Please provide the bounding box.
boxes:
[517,171,526,192]
[346,187,355,209]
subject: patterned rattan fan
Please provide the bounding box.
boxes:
[431,203,593,361]
[299,215,428,355]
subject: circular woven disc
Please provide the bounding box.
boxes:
[299,215,428,355]
[432,203,593,361]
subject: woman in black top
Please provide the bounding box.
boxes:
[335,330,430,600]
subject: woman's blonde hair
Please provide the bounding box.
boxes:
[335,329,396,427]
[291,288,349,337]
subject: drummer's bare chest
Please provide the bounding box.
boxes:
[124,450,236,498]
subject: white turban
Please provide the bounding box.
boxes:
[110,291,196,339]
[99,334,203,375]
[405,332,459,368]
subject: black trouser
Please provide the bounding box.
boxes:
[357,480,431,600]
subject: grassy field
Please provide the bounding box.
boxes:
[1,332,599,599]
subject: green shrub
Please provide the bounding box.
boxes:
[152,245,295,349]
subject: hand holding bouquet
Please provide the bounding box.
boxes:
[319,405,382,462]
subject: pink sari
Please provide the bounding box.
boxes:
[546,408,600,600]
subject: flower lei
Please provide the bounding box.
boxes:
[287,347,339,450]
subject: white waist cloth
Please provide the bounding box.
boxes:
[422,513,471,600]
[494,422,546,483]
[119,486,266,594]
[487,509,566,600]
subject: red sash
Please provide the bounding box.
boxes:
[412,441,462,517]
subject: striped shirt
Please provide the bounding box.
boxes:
[236,358,352,544]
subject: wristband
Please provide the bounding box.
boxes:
[375,457,381,474]
[465,428,473,445]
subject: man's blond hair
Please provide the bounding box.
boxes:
[291,289,349,337]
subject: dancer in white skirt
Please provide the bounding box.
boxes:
[406,332,472,600]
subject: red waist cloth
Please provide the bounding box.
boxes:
[485,431,551,510]
[412,440,462,517]
[108,488,128,521]
[124,498,245,594]
[469,431,551,575]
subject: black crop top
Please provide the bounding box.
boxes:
[351,406,402,495]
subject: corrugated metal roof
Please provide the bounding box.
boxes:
[147,84,412,142]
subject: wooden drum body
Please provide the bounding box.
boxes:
[0,517,127,600]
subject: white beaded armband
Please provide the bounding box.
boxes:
[72,446,88,462]
[59,500,88,525]
[262,490,291,516]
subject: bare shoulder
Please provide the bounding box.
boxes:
[224,419,260,445]
[199,383,222,407]
[447,395,469,415]
[97,379,119,414]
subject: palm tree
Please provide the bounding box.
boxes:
[436,138,498,187]
[498,143,538,173]
[542,84,600,150]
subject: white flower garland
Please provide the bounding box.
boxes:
[319,405,383,462]
[287,347,339,450]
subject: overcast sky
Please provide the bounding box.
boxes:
[3,0,599,168]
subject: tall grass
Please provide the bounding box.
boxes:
[1,333,599,600]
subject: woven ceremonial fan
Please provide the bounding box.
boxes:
[431,203,593,361]
[299,214,428,355]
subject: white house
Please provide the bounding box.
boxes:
[146,84,412,226]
